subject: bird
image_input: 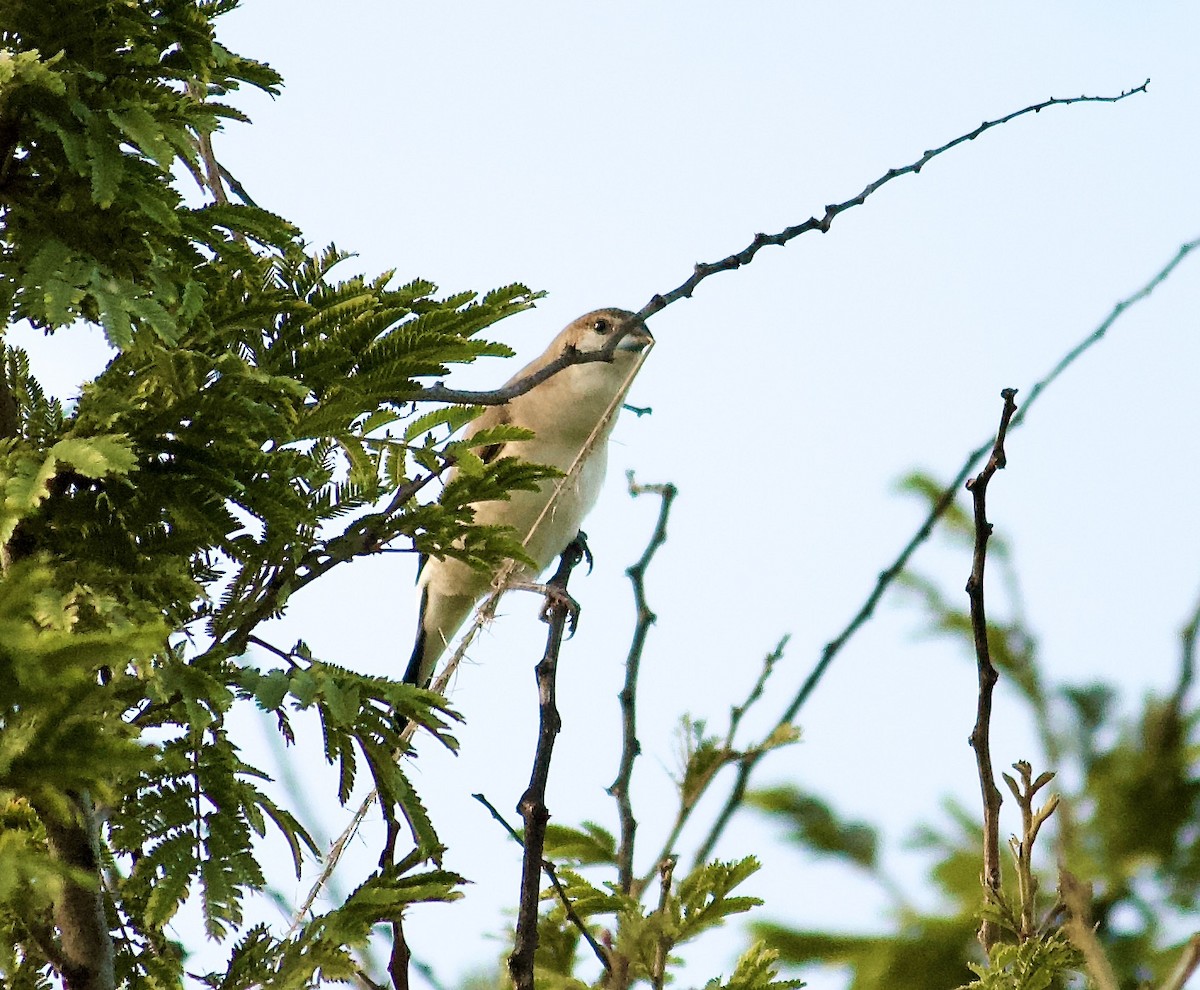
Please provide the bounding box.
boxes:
[404,307,654,688]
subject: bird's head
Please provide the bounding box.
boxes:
[562,308,654,358]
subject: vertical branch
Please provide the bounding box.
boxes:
[965,387,1019,954]
[509,539,586,990]
[610,475,678,896]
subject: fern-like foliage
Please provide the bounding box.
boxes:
[0,2,559,985]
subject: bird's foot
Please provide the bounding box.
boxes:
[507,580,582,635]
[539,584,581,633]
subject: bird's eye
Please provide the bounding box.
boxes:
[593,318,611,334]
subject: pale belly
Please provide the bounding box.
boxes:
[422,440,609,601]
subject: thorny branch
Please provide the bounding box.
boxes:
[407,82,1149,410]
[610,474,678,896]
[966,387,1019,953]
[692,234,1200,865]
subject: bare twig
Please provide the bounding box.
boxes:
[414,325,647,406]
[610,474,678,895]
[405,83,1150,411]
[692,234,1200,865]
[966,388,1019,953]
[186,81,230,207]
[634,83,1148,322]
[509,538,587,990]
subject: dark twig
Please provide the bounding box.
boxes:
[509,538,587,990]
[414,328,644,406]
[405,83,1150,412]
[966,388,1019,954]
[471,793,611,974]
[610,474,678,896]
[633,82,1148,322]
[692,235,1199,865]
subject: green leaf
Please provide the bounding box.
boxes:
[49,435,137,478]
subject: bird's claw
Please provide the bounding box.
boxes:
[539,585,581,636]
[575,530,594,575]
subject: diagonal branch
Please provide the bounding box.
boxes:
[637,84,1148,319]
[693,234,1198,865]
[405,82,1150,409]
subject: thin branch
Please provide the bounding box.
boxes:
[387,916,410,990]
[633,82,1148,321]
[472,792,524,845]
[966,387,1019,954]
[610,474,678,895]
[413,326,644,406]
[726,635,790,749]
[186,81,230,208]
[403,82,1150,411]
[213,467,446,659]
[509,538,587,990]
[692,234,1200,865]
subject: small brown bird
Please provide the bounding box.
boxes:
[404,308,654,687]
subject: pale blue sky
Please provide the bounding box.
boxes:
[20,3,1200,986]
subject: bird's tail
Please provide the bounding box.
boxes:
[403,580,478,688]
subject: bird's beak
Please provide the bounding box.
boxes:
[616,322,654,352]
